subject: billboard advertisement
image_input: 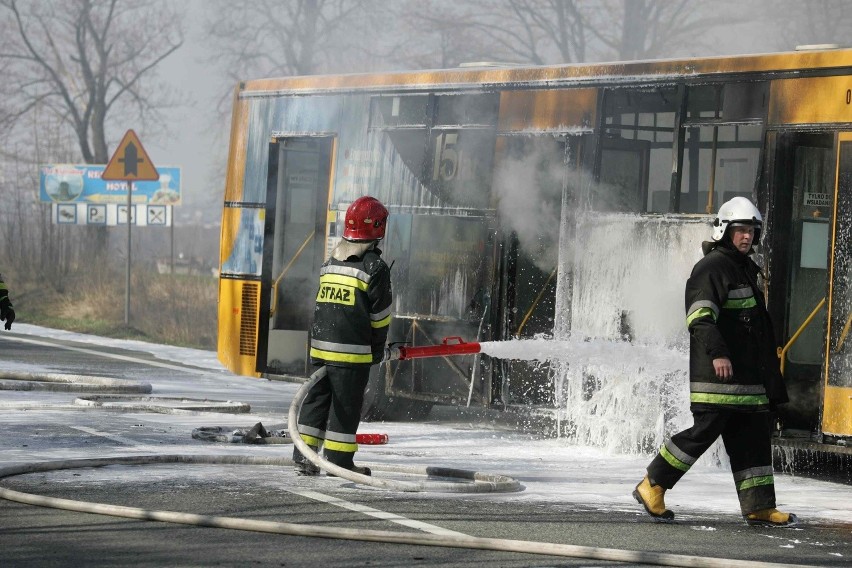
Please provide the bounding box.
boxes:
[39,164,181,205]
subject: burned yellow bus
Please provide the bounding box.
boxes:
[218,48,852,459]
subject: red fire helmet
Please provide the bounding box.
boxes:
[343,196,388,241]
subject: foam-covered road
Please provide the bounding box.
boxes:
[0,327,850,568]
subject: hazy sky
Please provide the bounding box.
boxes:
[139,0,226,220]
[133,0,823,222]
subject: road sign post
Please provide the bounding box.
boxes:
[126,182,133,326]
[101,130,159,328]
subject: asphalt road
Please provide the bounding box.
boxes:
[0,331,849,568]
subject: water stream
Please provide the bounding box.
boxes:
[483,214,730,465]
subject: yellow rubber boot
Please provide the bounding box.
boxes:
[745,508,799,527]
[633,476,674,521]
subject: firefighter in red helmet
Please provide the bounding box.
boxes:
[293,196,393,476]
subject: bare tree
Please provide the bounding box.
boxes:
[585,0,734,61]
[393,0,737,67]
[383,1,511,69]
[471,0,590,64]
[0,121,82,291]
[387,0,590,68]
[0,0,184,164]
[206,1,372,85]
[764,0,852,51]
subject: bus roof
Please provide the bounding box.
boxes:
[239,48,852,98]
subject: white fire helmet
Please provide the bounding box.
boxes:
[711,196,763,242]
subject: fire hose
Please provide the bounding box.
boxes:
[287,336,517,493]
[0,337,816,567]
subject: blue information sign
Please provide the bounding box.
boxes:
[39,164,181,205]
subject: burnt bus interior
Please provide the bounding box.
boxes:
[358,94,584,419]
[258,137,334,377]
[361,93,499,419]
[252,74,847,438]
[764,131,834,433]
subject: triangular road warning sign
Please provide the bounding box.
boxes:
[102,130,159,181]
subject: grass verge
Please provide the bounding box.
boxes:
[11,268,218,350]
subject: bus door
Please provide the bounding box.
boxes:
[769,131,834,432]
[492,135,580,407]
[823,132,852,440]
[257,136,334,376]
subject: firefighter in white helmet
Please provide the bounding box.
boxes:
[633,196,796,527]
[293,196,393,476]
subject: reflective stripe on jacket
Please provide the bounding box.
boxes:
[310,247,392,367]
[685,242,787,411]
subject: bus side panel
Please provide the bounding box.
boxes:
[218,202,265,377]
[498,88,597,131]
[822,132,852,438]
[217,277,261,377]
[219,206,243,269]
[822,386,852,436]
[224,93,250,204]
[218,90,257,375]
[769,76,852,125]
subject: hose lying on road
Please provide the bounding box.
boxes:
[0,371,151,394]
[0,455,812,568]
[287,366,521,493]
[74,395,251,414]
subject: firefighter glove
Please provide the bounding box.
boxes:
[381,345,401,363]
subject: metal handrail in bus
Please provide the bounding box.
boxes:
[835,306,852,353]
[409,320,470,384]
[385,319,475,403]
[777,297,825,376]
[270,231,315,317]
[515,266,557,338]
[705,125,719,214]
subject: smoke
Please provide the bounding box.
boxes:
[491,137,566,271]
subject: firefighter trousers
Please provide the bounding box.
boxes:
[646,410,776,515]
[297,365,371,469]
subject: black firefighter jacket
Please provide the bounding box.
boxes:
[0,275,11,313]
[310,247,392,368]
[685,241,788,412]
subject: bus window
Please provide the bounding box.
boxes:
[679,124,762,214]
[598,87,678,213]
[428,128,495,207]
[368,93,499,209]
[371,129,431,203]
[370,95,430,128]
[787,143,833,366]
[687,82,768,123]
[435,93,500,127]
[428,93,499,208]
[379,213,496,409]
[390,214,492,320]
[679,83,766,214]
[369,95,432,206]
